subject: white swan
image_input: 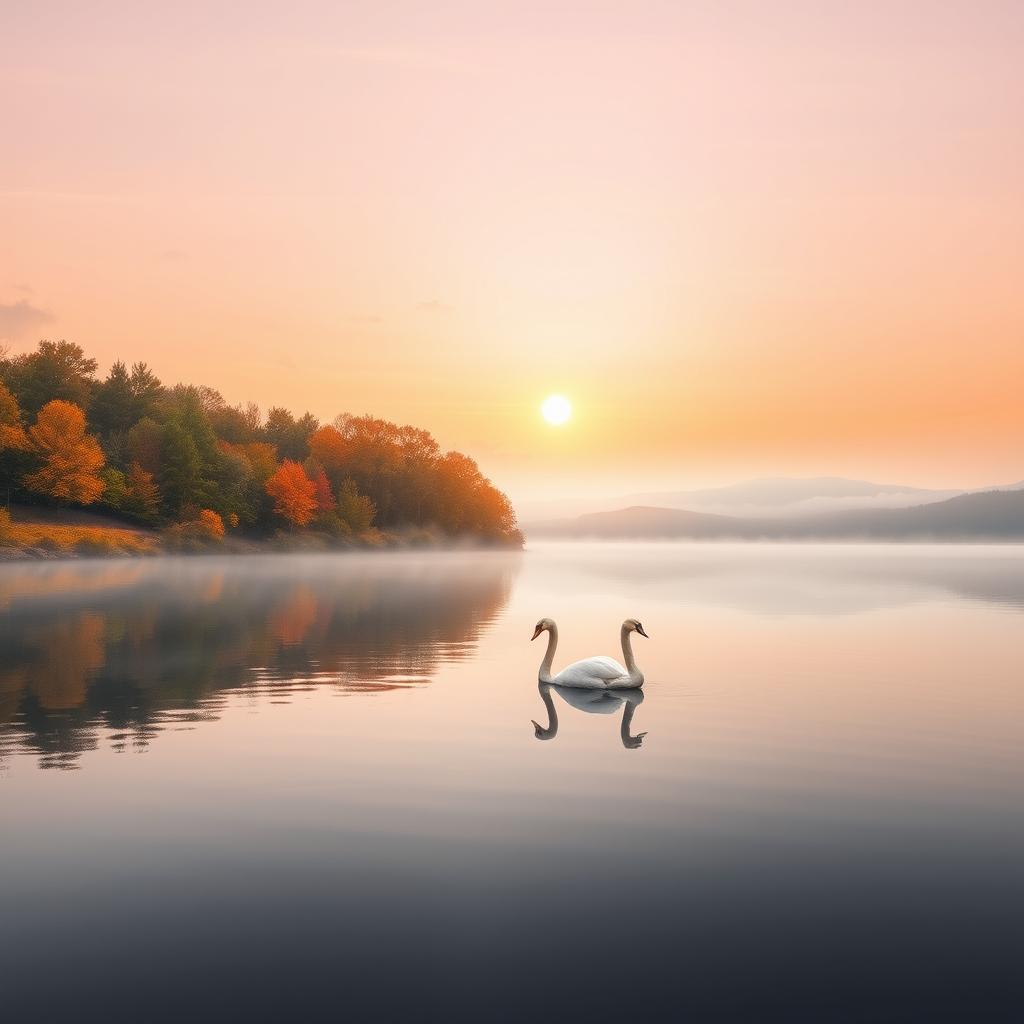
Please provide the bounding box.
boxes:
[531,617,647,689]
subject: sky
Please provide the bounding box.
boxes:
[2,1,1023,511]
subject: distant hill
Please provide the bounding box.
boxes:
[530,490,1024,542]
[617,476,964,518]
[518,475,1024,524]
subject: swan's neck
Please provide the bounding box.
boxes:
[533,685,558,740]
[538,624,558,683]
[621,625,639,676]
[620,701,637,744]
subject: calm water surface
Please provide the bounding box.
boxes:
[3,544,1024,1021]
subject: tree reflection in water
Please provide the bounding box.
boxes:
[0,553,517,769]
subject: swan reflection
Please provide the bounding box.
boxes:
[532,682,648,749]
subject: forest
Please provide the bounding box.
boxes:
[0,340,521,549]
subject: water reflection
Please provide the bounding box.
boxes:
[533,682,648,749]
[0,553,518,769]
[529,542,1024,614]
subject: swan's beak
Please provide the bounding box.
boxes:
[636,624,649,638]
[531,624,543,641]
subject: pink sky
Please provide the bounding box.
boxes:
[3,1,1023,506]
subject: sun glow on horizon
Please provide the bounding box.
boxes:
[541,394,572,426]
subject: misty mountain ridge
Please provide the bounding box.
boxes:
[620,476,962,517]
[530,488,1024,542]
[518,475,1024,523]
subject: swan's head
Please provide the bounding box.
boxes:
[531,719,557,740]
[623,618,649,638]
[531,617,555,641]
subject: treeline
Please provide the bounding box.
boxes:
[0,340,521,546]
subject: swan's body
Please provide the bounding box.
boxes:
[553,654,633,689]
[531,618,647,690]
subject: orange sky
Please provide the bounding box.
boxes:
[2,2,1022,507]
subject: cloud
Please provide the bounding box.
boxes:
[0,299,54,340]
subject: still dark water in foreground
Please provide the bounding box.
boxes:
[3,544,1024,1022]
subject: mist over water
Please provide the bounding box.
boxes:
[3,545,1024,1021]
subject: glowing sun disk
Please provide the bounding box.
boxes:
[541,394,572,426]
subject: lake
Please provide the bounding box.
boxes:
[3,543,1024,1021]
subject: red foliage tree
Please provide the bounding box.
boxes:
[311,466,336,512]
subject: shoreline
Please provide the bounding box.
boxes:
[0,533,523,563]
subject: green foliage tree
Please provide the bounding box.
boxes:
[127,417,164,474]
[264,407,319,461]
[3,340,98,415]
[337,477,375,533]
[210,402,261,444]
[90,361,133,437]
[90,360,164,437]
[159,419,202,515]
[101,467,129,512]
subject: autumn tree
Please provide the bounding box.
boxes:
[0,380,30,504]
[310,465,336,512]
[308,424,348,477]
[197,508,225,539]
[0,379,22,431]
[124,462,161,523]
[265,460,317,527]
[24,400,105,504]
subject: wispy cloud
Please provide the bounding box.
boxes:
[0,299,54,340]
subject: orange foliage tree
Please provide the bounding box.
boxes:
[198,508,225,539]
[24,400,105,504]
[0,381,30,497]
[125,462,161,522]
[308,425,348,477]
[264,460,317,527]
[0,380,27,441]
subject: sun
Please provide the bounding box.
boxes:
[541,394,572,426]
